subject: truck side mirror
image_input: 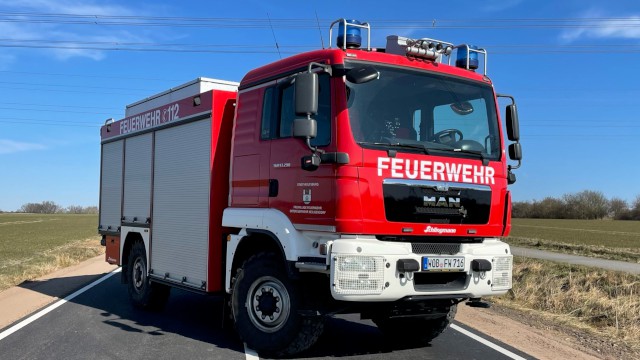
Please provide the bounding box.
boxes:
[506,104,519,141]
[508,142,522,161]
[293,118,317,139]
[295,72,318,116]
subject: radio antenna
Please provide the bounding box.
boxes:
[267,13,282,59]
[315,11,325,49]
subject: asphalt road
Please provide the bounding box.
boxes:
[0,271,533,360]
[511,246,640,274]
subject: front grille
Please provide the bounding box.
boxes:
[382,179,491,224]
[411,243,461,255]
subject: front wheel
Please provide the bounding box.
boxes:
[127,241,170,310]
[231,252,324,356]
[373,304,457,346]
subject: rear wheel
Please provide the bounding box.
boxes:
[373,304,457,346]
[231,252,324,356]
[127,241,170,310]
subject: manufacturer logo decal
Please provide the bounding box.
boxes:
[424,196,461,208]
[424,226,457,234]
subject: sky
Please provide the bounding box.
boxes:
[0,0,639,211]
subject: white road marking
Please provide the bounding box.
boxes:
[244,343,259,360]
[0,268,122,341]
[451,324,527,360]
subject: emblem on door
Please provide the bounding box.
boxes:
[303,189,312,204]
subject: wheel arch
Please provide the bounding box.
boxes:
[227,229,295,292]
[120,227,149,283]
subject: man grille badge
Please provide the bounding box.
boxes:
[303,189,312,204]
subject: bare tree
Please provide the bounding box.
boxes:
[609,197,630,220]
[20,201,62,214]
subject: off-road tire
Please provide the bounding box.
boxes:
[373,304,457,346]
[231,252,324,356]
[127,241,170,311]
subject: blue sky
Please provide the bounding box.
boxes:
[0,0,639,211]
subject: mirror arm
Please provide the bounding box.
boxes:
[302,114,324,155]
[508,159,521,171]
[307,62,332,76]
[496,93,516,105]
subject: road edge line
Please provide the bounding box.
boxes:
[244,343,259,360]
[0,267,122,342]
[451,323,527,360]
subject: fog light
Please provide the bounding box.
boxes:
[491,256,512,290]
[334,255,384,295]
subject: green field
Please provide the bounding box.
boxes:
[508,218,640,262]
[0,213,103,291]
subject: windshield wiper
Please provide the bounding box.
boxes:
[452,148,489,166]
[359,141,431,154]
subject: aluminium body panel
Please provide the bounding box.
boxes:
[99,140,123,233]
[151,118,211,289]
[122,133,153,224]
[126,78,238,117]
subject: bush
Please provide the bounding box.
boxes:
[19,202,98,214]
[513,191,636,220]
[20,201,62,214]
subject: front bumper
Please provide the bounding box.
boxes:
[329,236,513,302]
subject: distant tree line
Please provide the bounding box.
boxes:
[18,201,98,214]
[512,190,640,220]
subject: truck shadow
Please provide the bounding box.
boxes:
[16,273,430,359]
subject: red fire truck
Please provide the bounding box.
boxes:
[99,19,522,355]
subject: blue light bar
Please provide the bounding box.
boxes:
[456,45,479,70]
[337,19,362,49]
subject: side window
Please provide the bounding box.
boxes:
[277,74,331,146]
[261,87,274,140]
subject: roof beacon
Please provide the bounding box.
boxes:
[386,36,489,75]
[330,18,371,50]
[455,45,487,73]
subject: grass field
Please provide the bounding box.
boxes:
[508,218,640,263]
[0,213,103,291]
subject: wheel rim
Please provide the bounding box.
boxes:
[246,276,291,333]
[132,257,146,292]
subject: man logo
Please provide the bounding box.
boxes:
[423,196,461,208]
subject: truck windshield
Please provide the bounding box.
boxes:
[346,63,501,160]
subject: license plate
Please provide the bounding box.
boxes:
[422,256,465,271]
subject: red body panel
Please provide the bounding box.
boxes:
[207,90,237,292]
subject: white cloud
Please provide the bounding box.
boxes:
[0,139,47,154]
[12,0,134,17]
[2,1,150,62]
[561,10,640,42]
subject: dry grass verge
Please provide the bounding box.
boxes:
[494,257,640,355]
[0,237,104,291]
[0,213,103,292]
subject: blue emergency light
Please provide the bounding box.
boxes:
[456,45,479,70]
[337,19,362,49]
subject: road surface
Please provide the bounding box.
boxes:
[0,268,533,360]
